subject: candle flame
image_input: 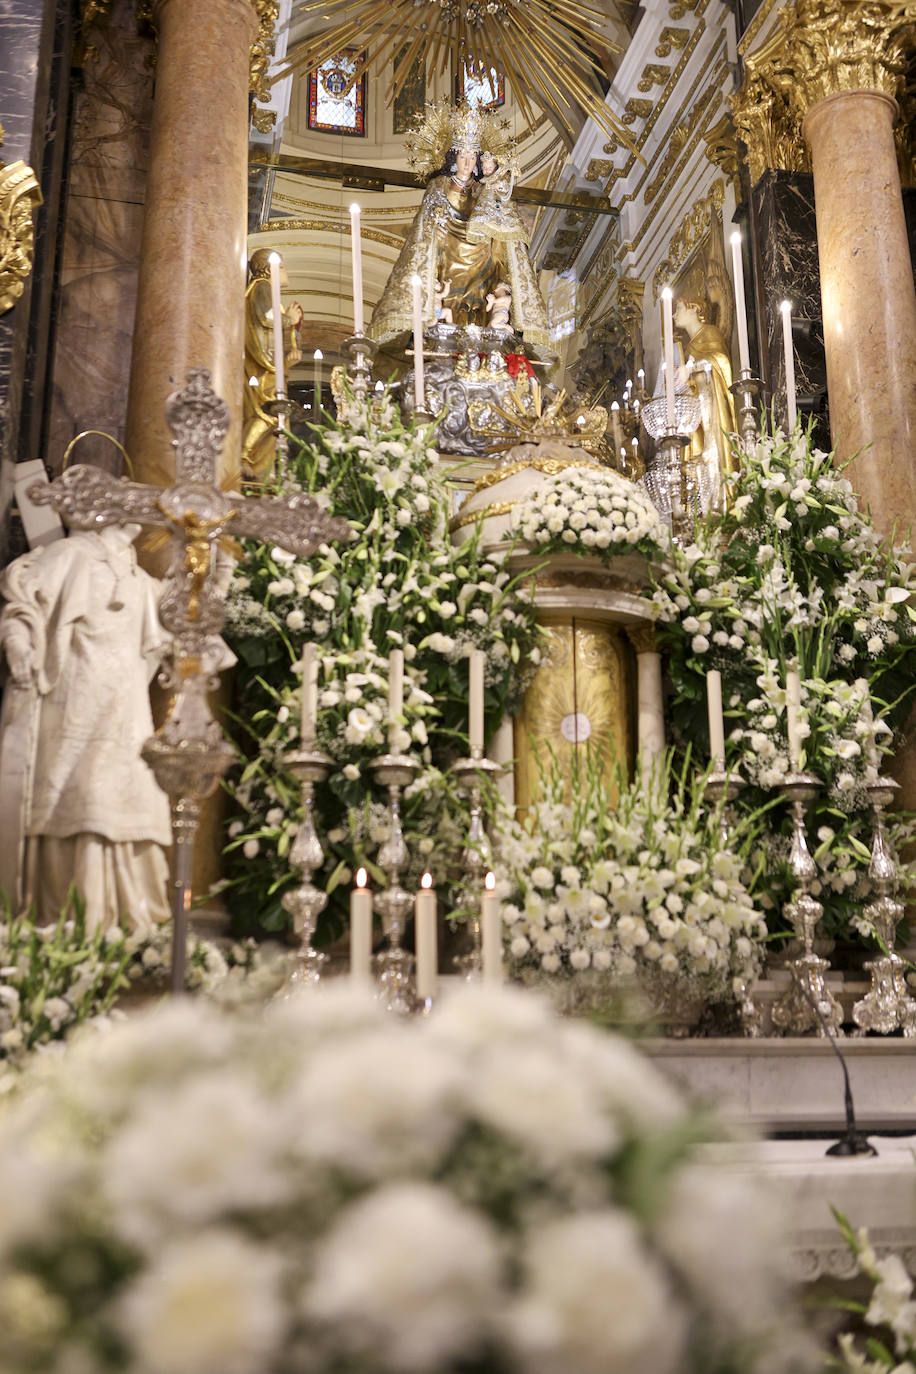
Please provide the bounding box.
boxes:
[356,867,368,889]
[661,285,672,300]
[611,401,619,410]
[375,381,384,392]
[349,202,361,215]
[484,872,496,891]
[268,251,281,265]
[731,229,742,246]
[314,348,323,360]
[421,872,433,890]
[410,272,423,286]
[780,299,793,314]
[248,376,258,386]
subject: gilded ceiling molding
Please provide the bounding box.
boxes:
[0,124,44,316]
[251,220,406,250]
[655,26,690,57]
[642,83,719,203]
[731,0,916,184]
[638,64,672,92]
[651,178,725,302]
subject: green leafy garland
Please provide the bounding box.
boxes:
[221,392,542,938]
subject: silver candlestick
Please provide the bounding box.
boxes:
[370,750,419,1014]
[451,751,502,979]
[265,394,310,484]
[279,747,334,991]
[704,767,762,1037]
[852,776,916,1036]
[771,771,845,1037]
[729,369,764,449]
[345,333,378,405]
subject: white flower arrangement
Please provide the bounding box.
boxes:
[517,463,670,561]
[495,753,765,1008]
[833,1212,916,1374]
[0,982,802,1374]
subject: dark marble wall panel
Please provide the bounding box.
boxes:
[751,169,830,448]
[46,0,154,474]
[0,0,72,565]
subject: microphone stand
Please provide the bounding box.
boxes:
[798,980,877,1158]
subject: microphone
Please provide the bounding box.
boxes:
[797,980,876,1157]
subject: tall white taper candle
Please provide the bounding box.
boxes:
[411,273,425,410]
[780,300,797,431]
[414,873,438,1002]
[481,872,502,983]
[349,203,364,334]
[706,669,725,769]
[268,252,286,397]
[299,642,317,749]
[388,648,404,749]
[350,868,373,983]
[785,668,802,771]
[313,349,323,411]
[469,649,485,754]
[661,286,676,429]
[730,231,751,374]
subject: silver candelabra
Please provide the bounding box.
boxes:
[279,747,334,991]
[370,750,419,1014]
[851,775,916,1035]
[771,771,844,1037]
[451,750,502,978]
[729,369,764,449]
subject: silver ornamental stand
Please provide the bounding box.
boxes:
[451,751,501,978]
[852,776,916,1035]
[771,771,845,1037]
[31,368,350,994]
[370,750,419,1014]
[264,394,310,483]
[280,747,335,989]
[640,395,702,546]
[729,370,764,450]
[345,333,378,405]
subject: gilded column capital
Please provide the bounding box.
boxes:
[0,125,44,316]
[732,0,916,181]
[626,624,658,654]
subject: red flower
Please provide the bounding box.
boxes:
[505,353,534,379]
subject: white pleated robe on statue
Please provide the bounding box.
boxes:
[0,526,172,934]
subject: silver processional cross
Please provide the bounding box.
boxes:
[31,368,351,992]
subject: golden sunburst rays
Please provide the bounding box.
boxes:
[276,0,634,152]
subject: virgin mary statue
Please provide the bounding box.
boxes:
[369,101,552,353]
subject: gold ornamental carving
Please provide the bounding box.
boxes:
[622,98,655,125]
[732,0,916,184]
[638,64,672,92]
[652,179,725,302]
[643,85,718,204]
[626,624,657,654]
[0,125,43,316]
[703,112,741,182]
[585,158,616,183]
[656,26,690,56]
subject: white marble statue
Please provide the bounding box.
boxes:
[0,524,172,933]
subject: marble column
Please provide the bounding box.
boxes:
[803,88,916,537]
[626,626,665,767]
[124,0,257,489]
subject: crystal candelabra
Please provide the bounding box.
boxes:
[450,750,502,979]
[370,750,419,1014]
[278,747,334,991]
[851,776,916,1035]
[729,369,764,449]
[640,394,701,545]
[771,772,845,1037]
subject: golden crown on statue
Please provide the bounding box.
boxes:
[405,98,517,177]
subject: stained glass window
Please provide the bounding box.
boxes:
[456,60,505,109]
[308,50,368,135]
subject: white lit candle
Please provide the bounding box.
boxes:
[349,202,364,334]
[661,286,676,430]
[411,273,425,410]
[388,647,404,750]
[706,668,725,769]
[637,367,645,388]
[469,649,485,755]
[350,867,373,983]
[785,668,802,771]
[313,349,323,412]
[780,300,797,431]
[730,231,751,374]
[299,642,318,749]
[481,872,502,983]
[415,872,438,1002]
[268,251,286,397]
